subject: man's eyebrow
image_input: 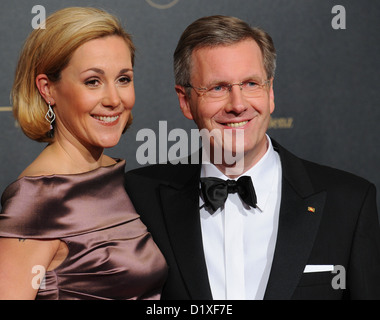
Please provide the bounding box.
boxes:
[204,74,265,86]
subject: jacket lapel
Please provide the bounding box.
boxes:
[264,140,326,299]
[158,163,213,300]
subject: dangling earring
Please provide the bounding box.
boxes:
[45,102,55,130]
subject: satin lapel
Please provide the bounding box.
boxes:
[158,164,213,300]
[264,180,326,299]
[264,140,327,300]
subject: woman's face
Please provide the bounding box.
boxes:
[49,35,135,151]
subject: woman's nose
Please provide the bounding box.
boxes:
[102,84,121,108]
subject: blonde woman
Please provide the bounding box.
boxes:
[0,7,167,300]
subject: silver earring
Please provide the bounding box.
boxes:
[45,102,55,130]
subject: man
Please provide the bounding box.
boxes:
[125,15,380,299]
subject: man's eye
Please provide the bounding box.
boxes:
[210,85,225,92]
[246,81,258,88]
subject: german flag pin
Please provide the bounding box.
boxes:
[308,206,316,213]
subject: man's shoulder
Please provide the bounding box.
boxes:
[303,158,373,190]
[272,138,374,191]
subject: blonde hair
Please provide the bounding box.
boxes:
[12,7,135,142]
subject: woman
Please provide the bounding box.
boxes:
[0,7,167,300]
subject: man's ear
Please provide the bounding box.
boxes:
[269,78,275,114]
[175,85,194,120]
[35,74,56,105]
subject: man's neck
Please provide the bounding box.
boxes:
[209,136,270,178]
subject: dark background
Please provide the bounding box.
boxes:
[1,0,379,212]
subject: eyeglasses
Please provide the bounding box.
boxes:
[185,79,271,102]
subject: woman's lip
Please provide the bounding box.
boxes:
[91,114,121,125]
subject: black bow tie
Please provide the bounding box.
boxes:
[200,176,257,212]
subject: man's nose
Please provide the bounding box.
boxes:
[224,85,247,114]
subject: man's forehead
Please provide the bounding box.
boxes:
[190,40,266,82]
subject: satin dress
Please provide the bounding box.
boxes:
[0,159,168,300]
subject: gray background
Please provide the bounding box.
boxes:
[0,0,379,212]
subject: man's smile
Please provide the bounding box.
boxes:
[223,120,249,128]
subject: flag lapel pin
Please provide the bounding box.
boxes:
[307,206,316,213]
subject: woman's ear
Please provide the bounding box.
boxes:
[35,74,56,105]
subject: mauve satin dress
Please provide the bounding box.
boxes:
[0,159,168,300]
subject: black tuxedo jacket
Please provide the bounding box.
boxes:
[125,139,380,299]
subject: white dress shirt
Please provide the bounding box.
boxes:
[200,135,282,299]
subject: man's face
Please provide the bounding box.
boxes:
[176,39,275,168]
